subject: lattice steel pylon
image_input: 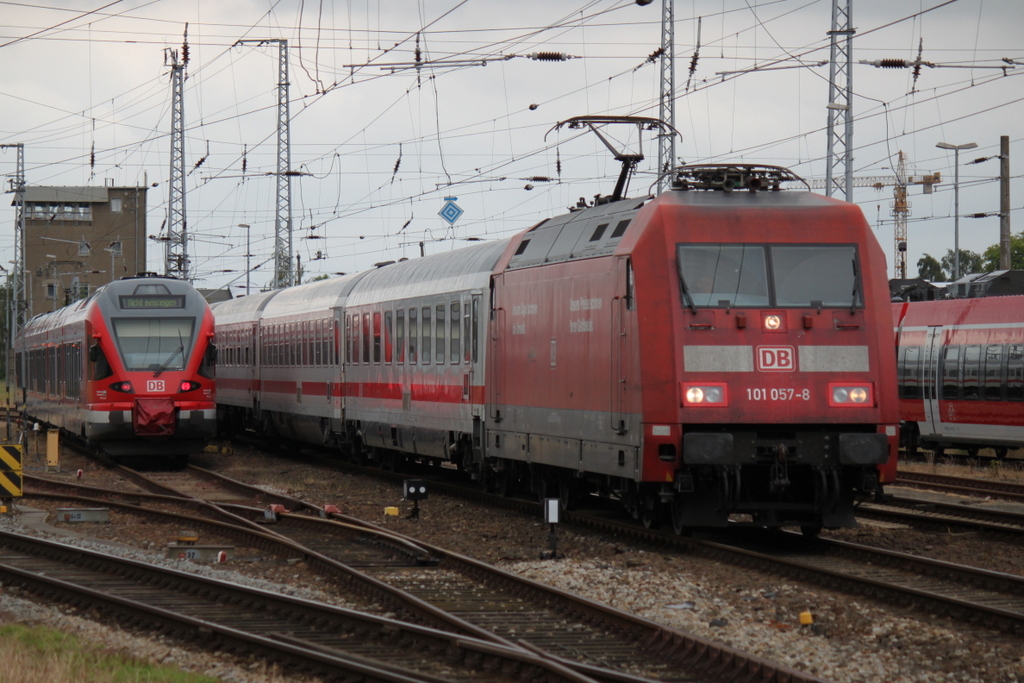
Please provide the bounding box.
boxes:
[656,0,675,194]
[1,143,26,333]
[164,36,189,281]
[236,39,294,289]
[824,0,854,200]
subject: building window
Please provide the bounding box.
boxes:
[110,197,123,213]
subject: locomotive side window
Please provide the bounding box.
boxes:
[450,301,461,363]
[1008,344,1024,401]
[942,345,961,400]
[962,345,981,400]
[111,318,194,372]
[421,306,431,365]
[435,304,446,364]
[772,245,861,308]
[408,307,418,364]
[984,344,1004,400]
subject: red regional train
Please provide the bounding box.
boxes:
[15,274,217,465]
[893,295,1024,458]
[214,163,899,534]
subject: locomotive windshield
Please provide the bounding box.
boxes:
[111,318,195,372]
[677,243,862,309]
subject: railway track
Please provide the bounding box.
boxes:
[0,529,589,683]
[895,470,1024,503]
[305,457,1024,638]
[854,495,1024,537]
[22,465,822,683]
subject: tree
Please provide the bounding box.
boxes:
[917,253,946,281]
[981,230,1024,271]
[939,248,984,279]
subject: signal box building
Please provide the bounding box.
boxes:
[15,184,147,318]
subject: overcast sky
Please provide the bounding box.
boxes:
[1,0,1021,294]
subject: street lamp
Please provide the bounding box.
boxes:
[936,141,978,281]
[238,224,251,296]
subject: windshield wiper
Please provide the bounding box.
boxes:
[850,258,859,313]
[154,330,186,377]
[679,275,698,315]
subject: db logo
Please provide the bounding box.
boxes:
[146,379,165,392]
[756,346,795,371]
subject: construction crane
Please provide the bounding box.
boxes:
[808,151,940,278]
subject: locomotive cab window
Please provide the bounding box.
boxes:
[676,243,862,309]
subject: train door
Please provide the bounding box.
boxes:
[610,257,631,434]
[921,326,943,436]
[487,278,505,422]
[250,322,261,419]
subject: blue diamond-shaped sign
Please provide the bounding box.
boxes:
[438,197,464,225]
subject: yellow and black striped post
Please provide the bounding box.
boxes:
[0,444,23,511]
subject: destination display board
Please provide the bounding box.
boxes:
[119,295,186,310]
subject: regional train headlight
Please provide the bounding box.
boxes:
[682,382,728,406]
[829,383,873,407]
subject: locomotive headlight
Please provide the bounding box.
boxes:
[763,314,783,331]
[179,381,201,392]
[109,381,134,393]
[682,382,728,406]
[829,383,873,407]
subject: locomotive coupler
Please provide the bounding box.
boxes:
[769,444,791,494]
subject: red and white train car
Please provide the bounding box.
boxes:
[15,275,217,464]
[213,165,898,533]
[893,295,1024,457]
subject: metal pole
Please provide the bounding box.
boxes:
[953,147,960,281]
[238,224,251,296]
[1000,135,1011,270]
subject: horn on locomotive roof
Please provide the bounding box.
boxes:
[546,115,680,204]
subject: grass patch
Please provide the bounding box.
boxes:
[0,623,218,683]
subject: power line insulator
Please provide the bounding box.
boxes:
[879,59,907,68]
[529,52,568,61]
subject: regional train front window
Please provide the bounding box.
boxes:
[111,318,194,372]
[676,243,862,309]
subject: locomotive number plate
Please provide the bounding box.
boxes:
[745,388,810,401]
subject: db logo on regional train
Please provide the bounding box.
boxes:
[756,346,795,371]
[146,380,165,392]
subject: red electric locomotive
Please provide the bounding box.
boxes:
[893,295,1024,458]
[15,274,217,465]
[486,164,898,533]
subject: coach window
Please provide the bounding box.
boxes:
[942,345,961,400]
[408,307,418,363]
[323,319,332,366]
[901,346,921,399]
[362,313,371,364]
[963,345,981,400]
[396,310,405,364]
[435,303,446,364]
[450,301,461,363]
[421,306,432,365]
[383,311,393,363]
[983,345,1004,400]
[1007,345,1024,401]
[372,312,382,363]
